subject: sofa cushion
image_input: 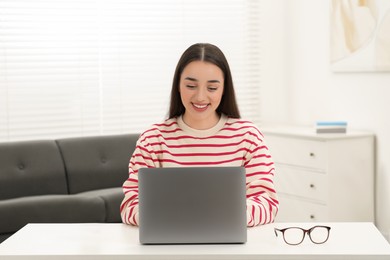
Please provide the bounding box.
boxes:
[79,187,124,222]
[0,140,68,200]
[0,194,105,234]
[56,134,138,194]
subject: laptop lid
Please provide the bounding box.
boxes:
[138,166,247,244]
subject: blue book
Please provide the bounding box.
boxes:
[316,121,348,127]
[316,121,347,134]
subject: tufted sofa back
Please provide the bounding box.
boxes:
[0,140,68,200]
[56,134,138,194]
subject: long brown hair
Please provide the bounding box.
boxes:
[168,43,240,119]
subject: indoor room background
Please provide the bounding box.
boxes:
[1,0,389,241]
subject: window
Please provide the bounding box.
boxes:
[0,0,261,141]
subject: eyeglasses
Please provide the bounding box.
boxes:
[274,225,331,245]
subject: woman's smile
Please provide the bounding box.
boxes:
[192,102,209,111]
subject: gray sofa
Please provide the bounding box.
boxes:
[0,133,139,243]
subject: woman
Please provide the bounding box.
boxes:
[120,43,278,227]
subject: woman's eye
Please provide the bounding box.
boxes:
[208,87,218,91]
[186,85,196,89]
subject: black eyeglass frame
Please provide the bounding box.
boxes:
[274,225,331,245]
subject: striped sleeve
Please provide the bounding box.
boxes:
[120,135,156,226]
[244,127,279,227]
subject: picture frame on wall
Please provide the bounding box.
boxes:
[330,0,390,72]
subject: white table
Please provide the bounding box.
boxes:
[0,222,389,259]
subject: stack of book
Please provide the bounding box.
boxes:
[315,121,347,134]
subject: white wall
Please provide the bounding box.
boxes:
[260,0,390,240]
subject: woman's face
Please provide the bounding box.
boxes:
[179,61,224,130]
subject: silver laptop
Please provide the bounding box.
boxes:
[138,166,247,244]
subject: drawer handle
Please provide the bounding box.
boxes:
[310,214,315,220]
[310,184,315,189]
[309,152,315,157]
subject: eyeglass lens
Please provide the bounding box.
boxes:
[308,226,330,244]
[282,228,305,245]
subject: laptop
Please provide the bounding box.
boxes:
[138,166,247,244]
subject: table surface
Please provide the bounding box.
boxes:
[0,222,390,260]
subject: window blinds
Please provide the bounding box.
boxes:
[0,0,261,141]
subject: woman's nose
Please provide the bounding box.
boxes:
[195,87,206,101]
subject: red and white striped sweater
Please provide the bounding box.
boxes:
[120,114,279,227]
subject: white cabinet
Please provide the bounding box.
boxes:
[261,125,375,222]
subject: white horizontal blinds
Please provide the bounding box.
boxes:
[0,84,6,140]
[98,1,182,134]
[0,0,101,141]
[0,0,261,141]
[240,0,261,125]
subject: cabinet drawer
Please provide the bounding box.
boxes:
[274,164,327,203]
[275,194,328,222]
[266,135,327,170]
